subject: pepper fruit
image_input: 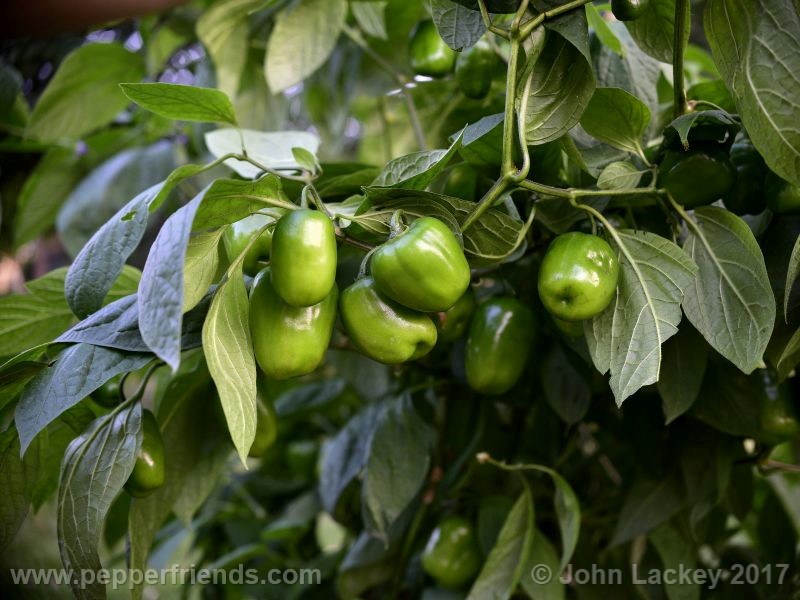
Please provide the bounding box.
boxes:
[758,375,799,445]
[538,232,619,322]
[765,172,800,214]
[92,377,121,408]
[248,396,278,458]
[659,144,736,208]
[465,297,536,395]
[409,20,456,78]
[443,163,479,200]
[270,209,337,307]
[371,216,471,313]
[438,289,476,343]
[224,211,284,277]
[421,516,482,589]
[340,277,438,364]
[611,0,649,21]
[125,409,166,498]
[249,268,338,380]
[552,316,584,338]
[455,39,498,100]
[724,136,767,216]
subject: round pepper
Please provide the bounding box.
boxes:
[270,209,337,307]
[758,378,800,445]
[224,211,284,277]
[724,137,767,215]
[659,145,736,208]
[409,20,456,78]
[125,409,166,498]
[248,396,278,458]
[611,0,649,21]
[438,289,476,343]
[92,377,121,408]
[455,39,498,100]
[538,232,619,322]
[765,172,800,214]
[443,163,479,200]
[339,277,438,364]
[371,216,471,313]
[552,316,584,338]
[421,516,482,589]
[465,297,536,395]
[249,268,338,380]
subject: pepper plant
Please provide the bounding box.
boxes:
[1,0,800,598]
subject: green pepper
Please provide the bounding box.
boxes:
[125,409,166,498]
[421,516,482,589]
[409,20,456,78]
[339,277,438,364]
[371,217,471,313]
[438,289,476,343]
[765,172,800,214]
[249,268,338,380]
[92,377,121,408]
[270,209,337,307]
[758,376,799,445]
[538,232,619,322]
[248,396,278,458]
[611,0,649,21]
[443,163,479,200]
[465,297,536,395]
[659,144,737,208]
[455,39,498,100]
[224,211,284,277]
[552,316,584,338]
[723,137,767,215]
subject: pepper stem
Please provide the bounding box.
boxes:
[388,209,407,240]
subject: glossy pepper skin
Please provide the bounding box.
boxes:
[538,232,619,322]
[249,268,338,380]
[224,212,283,277]
[248,396,278,458]
[438,289,476,343]
[92,377,121,408]
[409,20,456,78]
[421,516,482,589]
[611,0,649,21]
[724,137,767,215]
[455,39,497,100]
[758,379,800,445]
[465,297,536,395]
[125,409,166,498]
[371,217,471,313]
[270,209,337,307]
[659,145,736,208]
[765,172,800,214]
[340,277,438,364]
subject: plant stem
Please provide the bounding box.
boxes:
[518,178,663,199]
[478,0,510,37]
[334,229,373,252]
[520,0,594,38]
[460,176,509,233]
[673,0,689,118]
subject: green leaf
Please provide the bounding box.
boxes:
[196,0,271,97]
[705,0,800,187]
[351,2,388,40]
[15,345,151,455]
[776,326,800,380]
[183,228,225,313]
[691,360,765,437]
[661,109,740,152]
[585,3,623,56]
[0,428,39,552]
[650,523,701,600]
[586,230,698,404]
[57,141,177,256]
[201,264,257,465]
[264,0,348,93]
[292,146,319,174]
[457,113,504,167]
[362,396,436,540]
[682,207,775,374]
[204,128,320,179]
[431,0,486,51]
[626,0,691,64]
[27,43,145,142]
[58,404,141,600]
[523,27,596,146]
[785,234,800,321]
[611,472,686,546]
[468,486,535,600]
[138,187,208,371]
[541,345,590,424]
[192,175,291,231]
[520,529,565,600]
[371,135,462,189]
[120,83,237,125]
[596,161,644,190]
[274,378,347,418]
[580,87,650,156]
[657,324,708,424]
